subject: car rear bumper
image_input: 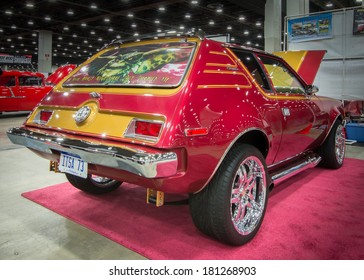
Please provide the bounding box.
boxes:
[7,127,178,178]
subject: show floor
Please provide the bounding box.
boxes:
[1,112,364,260]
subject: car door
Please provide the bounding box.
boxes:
[257,54,327,163]
[17,75,45,110]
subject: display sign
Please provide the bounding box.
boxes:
[0,53,32,64]
[288,13,333,42]
[353,8,364,35]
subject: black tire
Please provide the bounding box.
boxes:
[189,144,269,246]
[66,173,122,194]
[318,119,345,169]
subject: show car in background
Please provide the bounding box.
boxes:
[0,64,76,113]
[7,33,346,245]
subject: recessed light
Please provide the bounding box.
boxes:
[5,10,12,15]
[81,23,87,27]
[180,25,185,30]
[90,30,95,35]
[67,10,74,15]
[131,23,137,28]
[6,38,12,42]
[155,19,160,24]
[63,26,69,31]
[26,3,34,8]
[108,27,114,32]
[257,34,262,38]
[326,2,333,7]
[11,25,16,29]
[185,14,191,19]
[72,34,77,38]
[227,26,232,30]
[45,16,51,21]
[28,20,34,25]
[209,20,214,25]
[127,13,133,18]
[191,0,198,4]
[18,36,23,40]
[104,18,110,22]
[90,3,97,9]
[256,22,262,26]
[98,37,102,41]
[159,7,165,11]
[239,16,245,21]
[216,8,223,13]
[244,30,249,35]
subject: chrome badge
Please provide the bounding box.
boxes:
[74,106,91,124]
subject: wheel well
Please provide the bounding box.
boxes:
[234,130,269,158]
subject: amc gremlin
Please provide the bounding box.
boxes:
[8,33,345,245]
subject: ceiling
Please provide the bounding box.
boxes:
[0,0,362,69]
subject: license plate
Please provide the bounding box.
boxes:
[59,152,88,178]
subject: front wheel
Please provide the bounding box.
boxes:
[66,173,122,194]
[318,119,346,169]
[189,144,269,246]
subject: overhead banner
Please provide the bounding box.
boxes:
[288,13,333,42]
[0,53,32,64]
[353,7,364,35]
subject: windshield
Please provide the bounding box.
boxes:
[63,42,195,87]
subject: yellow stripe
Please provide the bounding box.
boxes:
[205,63,237,68]
[203,70,246,75]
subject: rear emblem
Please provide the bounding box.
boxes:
[74,106,91,124]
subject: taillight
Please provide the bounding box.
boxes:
[124,119,163,141]
[135,121,162,137]
[34,110,53,125]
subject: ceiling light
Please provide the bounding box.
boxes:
[246,41,251,45]
[104,18,110,22]
[227,26,232,30]
[45,16,51,21]
[244,30,249,35]
[179,25,185,30]
[84,40,88,43]
[28,20,34,25]
[185,14,191,19]
[63,26,69,31]
[5,10,12,15]
[108,27,114,32]
[239,15,246,21]
[157,29,162,32]
[257,34,262,38]
[26,3,34,8]
[67,10,74,15]
[127,13,133,18]
[0,28,3,33]
[90,3,97,9]
[90,30,96,35]
[69,42,73,45]
[209,20,214,25]
[72,34,77,38]
[256,22,262,26]
[159,7,165,11]
[191,0,198,4]
[326,2,333,7]
[116,35,121,39]
[32,33,37,37]
[216,8,223,13]
[131,23,137,28]
[18,36,23,40]
[155,19,160,24]
[7,38,12,42]
[134,32,139,36]
[231,37,235,41]
[11,25,16,29]
[98,37,102,41]
[58,36,63,40]
[81,23,87,27]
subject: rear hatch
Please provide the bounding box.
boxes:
[24,38,198,146]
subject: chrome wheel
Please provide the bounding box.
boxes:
[335,124,345,165]
[230,156,267,235]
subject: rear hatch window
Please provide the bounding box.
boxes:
[63,41,195,88]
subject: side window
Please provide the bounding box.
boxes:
[19,76,43,86]
[231,49,271,91]
[258,55,306,95]
[0,76,15,86]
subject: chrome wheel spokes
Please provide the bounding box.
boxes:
[335,124,345,165]
[230,156,266,235]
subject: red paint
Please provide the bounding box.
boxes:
[297,50,326,85]
[22,38,344,194]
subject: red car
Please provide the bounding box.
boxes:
[0,64,76,113]
[7,34,346,245]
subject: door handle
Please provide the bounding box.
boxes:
[282,108,290,120]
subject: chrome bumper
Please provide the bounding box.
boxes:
[7,127,178,178]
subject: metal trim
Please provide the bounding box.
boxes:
[7,127,178,179]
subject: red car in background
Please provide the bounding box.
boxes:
[0,64,76,113]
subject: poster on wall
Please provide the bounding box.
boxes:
[353,8,364,35]
[0,54,32,64]
[288,13,333,42]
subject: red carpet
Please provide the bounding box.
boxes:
[22,158,364,260]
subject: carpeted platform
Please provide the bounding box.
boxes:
[22,158,364,260]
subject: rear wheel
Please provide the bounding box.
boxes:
[189,144,269,245]
[318,119,345,169]
[66,173,122,194]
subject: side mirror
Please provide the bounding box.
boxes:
[306,85,319,95]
